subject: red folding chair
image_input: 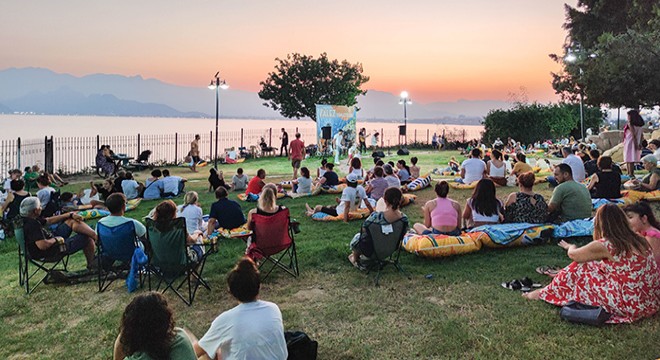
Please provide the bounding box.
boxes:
[247,208,299,279]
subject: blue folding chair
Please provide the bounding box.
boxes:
[96,221,141,292]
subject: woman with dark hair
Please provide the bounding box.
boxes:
[349,187,408,269]
[291,167,313,194]
[1,179,31,221]
[623,109,645,176]
[349,157,364,180]
[510,152,532,176]
[153,200,203,261]
[96,145,116,177]
[462,178,503,228]
[524,204,660,324]
[504,172,547,223]
[413,181,461,235]
[625,201,660,266]
[586,156,621,199]
[194,257,288,359]
[486,149,507,186]
[396,160,411,184]
[114,292,197,360]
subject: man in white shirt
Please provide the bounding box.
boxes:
[305,173,375,222]
[121,172,141,200]
[36,175,56,208]
[333,130,344,164]
[458,149,486,184]
[161,169,186,197]
[548,147,586,186]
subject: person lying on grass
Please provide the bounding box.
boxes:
[349,187,408,269]
[524,204,660,324]
[306,173,374,222]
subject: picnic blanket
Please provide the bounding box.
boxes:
[468,223,554,247]
[311,208,371,222]
[591,198,625,210]
[552,219,594,238]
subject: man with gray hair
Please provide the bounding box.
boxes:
[20,197,97,270]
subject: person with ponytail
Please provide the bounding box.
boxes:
[177,191,206,236]
[524,204,660,323]
[396,159,412,184]
[624,201,660,266]
[194,257,287,360]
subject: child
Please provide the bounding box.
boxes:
[349,157,364,180]
[305,173,375,222]
[410,157,420,179]
[365,166,388,201]
[231,168,249,191]
[317,159,328,179]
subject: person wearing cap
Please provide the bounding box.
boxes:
[305,173,374,222]
[633,154,660,192]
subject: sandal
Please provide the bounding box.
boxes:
[519,277,542,292]
[501,279,523,291]
[536,266,561,277]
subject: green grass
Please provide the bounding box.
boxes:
[1,150,659,359]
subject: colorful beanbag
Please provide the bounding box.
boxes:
[237,192,287,201]
[280,181,293,190]
[402,231,483,258]
[76,198,142,220]
[311,208,371,222]
[406,174,432,192]
[320,184,347,194]
[622,190,660,203]
[449,181,478,190]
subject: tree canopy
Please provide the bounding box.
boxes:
[258,53,369,121]
[550,0,660,107]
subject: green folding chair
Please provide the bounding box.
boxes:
[362,218,411,286]
[145,217,209,306]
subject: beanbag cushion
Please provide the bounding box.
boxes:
[311,208,371,222]
[237,192,286,201]
[406,174,432,192]
[402,231,483,258]
[449,181,478,190]
[320,184,347,194]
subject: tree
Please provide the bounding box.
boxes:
[550,1,660,107]
[258,53,370,121]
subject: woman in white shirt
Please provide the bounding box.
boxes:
[486,149,507,186]
[194,257,288,360]
[177,191,206,236]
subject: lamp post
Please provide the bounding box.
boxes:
[208,72,229,168]
[564,45,597,140]
[399,91,412,146]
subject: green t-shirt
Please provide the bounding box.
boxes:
[124,328,196,360]
[550,180,592,221]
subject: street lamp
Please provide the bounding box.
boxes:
[399,91,412,145]
[208,71,229,168]
[564,45,597,140]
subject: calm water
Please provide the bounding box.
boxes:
[0,114,484,141]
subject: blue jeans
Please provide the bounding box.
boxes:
[547,176,558,187]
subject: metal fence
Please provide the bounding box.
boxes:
[0,125,475,176]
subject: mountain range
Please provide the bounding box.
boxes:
[0,67,510,122]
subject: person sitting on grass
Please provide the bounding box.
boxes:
[510,152,533,177]
[121,172,142,200]
[624,201,660,267]
[245,169,267,195]
[503,172,548,224]
[457,148,486,184]
[365,166,388,201]
[349,187,409,269]
[463,178,503,228]
[413,180,461,235]
[584,149,600,177]
[396,160,412,185]
[20,197,97,270]
[207,187,246,235]
[1,179,31,222]
[629,155,660,192]
[93,179,116,202]
[162,169,186,197]
[409,157,420,179]
[383,164,401,188]
[547,164,592,223]
[318,163,339,187]
[208,168,230,192]
[524,204,660,324]
[290,167,313,195]
[486,149,507,186]
[3,169,21,194]
[305,173,374,223]
[143,170,165,200]
[247,184,287,231]
[349,157,364,180]
[176,191,206,236]
[23,166,39,187]
[153,200,203,261]
[193,257,288,360]
[231,168,249,192]
[317,159,328,180]
[586,156,621,199]
[113,170,126,194]
[113,292,198,360]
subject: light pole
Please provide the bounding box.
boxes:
[399,91,412,146]
[208,72,229,168]
[564,45,597,140]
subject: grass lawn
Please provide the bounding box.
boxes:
[1,150,659,359]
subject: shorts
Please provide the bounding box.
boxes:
[292,159,302,169]
[320,206,338,217]
[192,156,201,163]
[422,228,461,236]
[64,234,91,255]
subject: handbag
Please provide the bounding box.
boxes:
[559,300,611,326]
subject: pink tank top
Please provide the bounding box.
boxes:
[430,197,458,228]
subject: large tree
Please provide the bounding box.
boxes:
[550,1,660,107]
[258,53,369,121]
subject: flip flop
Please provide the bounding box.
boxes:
[519,277,542,291]
[501,279,523,291]
[536,266,561,277]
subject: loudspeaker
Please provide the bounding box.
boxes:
[322,126,332,140]
[372,151,385,158]
[397,148,409,156]
[398,125,407,136]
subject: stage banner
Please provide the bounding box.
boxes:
[315,105,357,151]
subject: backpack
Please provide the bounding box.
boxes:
[285,331,318,360]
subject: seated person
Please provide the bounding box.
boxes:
[305,173,375,223]
[177,191,206,236]
[113,292,198,360]
[20,197,97,269]
[60,192,83,212]
[586,156,621,199]
[413,180,461,236]
[145,169,161,187]
[510,153,533,176]
[383,164,401,188]
[463,178,503,228]
[259,137,276,153]
[142,170,165,200]
[35,175,56,209]
[207,187,246,234]
[3,169,22,194]
[349,187,409,268]
[93,179,116,202]
[584,149,600,177]
[364,166,388,201]
[486,149,507,186]
[317,159,328,180]
[648,139,660,159]
[458,148,486,184]
[1,179,31,221]
[113,170,126,194]
[523,204,660,324]
[630,155,660,192]
[231,168,249,191]
[349,157,364,180]
[193,257,288,360]
[247,184,287,229]
[96,145,116,177]
[548,164,592,223]
[121,172,142,200]
[246,169,267,195]
[396,160,412,184]
[153,200,203,261]
[448,157,460,172]
[208,168,230,192]
[97,194,147,266]
[161,169,186,197]
[23,166,39,188]
[290,167,313,194]
[409,157,420,179]
[504,172,548,223]
[625,201,660,267]
[318,163,339,187]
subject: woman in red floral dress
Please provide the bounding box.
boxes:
[524,204,660,324]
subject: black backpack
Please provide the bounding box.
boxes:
[285,331,318,360]
[41,191,61,218]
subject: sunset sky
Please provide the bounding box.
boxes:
[1,1,577,103]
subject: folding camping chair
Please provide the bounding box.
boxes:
[362,218,411,286]
[96,221,141,292]
[247,208,299,280]
[146,218,209,306]
[14,218,69,294]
